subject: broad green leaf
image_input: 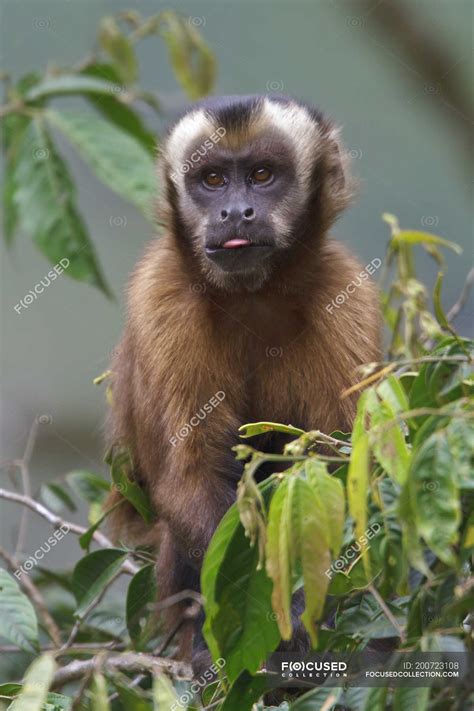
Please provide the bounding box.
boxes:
[265,479,292,639]
[366,394,410,485]
[292,477,332,646]
[202,481,280,683]
[126,564,157,644]
[24,75,124,102]
[393,687,430,711]
[13,118,111,296]
[239,422,305,439]
[78,499,124,550]
[98,16,138,85]
[113,683,152,711]
[2,113,31,245]
[221,671,269,711]
[376,375,410,415]
[8,654,56,711]
[160,11,216,99]
[0,684,21,699]
[305,459,345,556]
[40,482,76,513]
[72,548,127,617]
[66,470,110,504]
[395,229,462,255]
[89,673,110,711]
[446,418,474,489]
[110,449,155,523]
[153,674,179,710]
[81,64,156,154]
[363,687,388,711]
[47,110,155,216]
[408,432,460,564]
[348,433,371,579]
[0,569,38,653]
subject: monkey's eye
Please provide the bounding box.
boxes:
[249,166,273,184]
[203,171,226,188]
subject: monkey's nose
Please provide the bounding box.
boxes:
[220,207,256,223]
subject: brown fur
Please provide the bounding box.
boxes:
[106,96,382,660]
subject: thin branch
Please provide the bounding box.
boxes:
[62,568,124,650]
[0,546,62,647]
[0,488,139,575]
[51,652,192,689]
[0,642,124,655]
[368,583,406,643]
[15,418,39,558]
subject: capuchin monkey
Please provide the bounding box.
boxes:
[107,94,381,665]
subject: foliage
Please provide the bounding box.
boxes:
[1,8,216,297]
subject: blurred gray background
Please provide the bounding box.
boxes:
[1,0,472,562]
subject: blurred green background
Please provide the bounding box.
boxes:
[0,0,472,559]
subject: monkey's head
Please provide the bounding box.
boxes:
[161,95,352,291]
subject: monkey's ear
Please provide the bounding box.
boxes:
[322,126,355,222]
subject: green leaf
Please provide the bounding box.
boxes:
[2,112,31,245]
[153,674,179,710]
[24,75,123,102]
[112,683,152,711]
[81,64,156,154]
[363,687,388,711]
[202,481,280,684]
[407,432,461,564]
[98,16,138,85]
[395,229,462,255]
[78,499,124,550]
[160,11,216,99]
[110,449,155,523]
[305,460,345,556]
[66,470,110,504]
[221,671,269,711]
[13,118,112,296]
[239,422,305,439]
[348,432,371,579]
[89,672,110,711]
[40,482,76,513]
[393,687,430,711]
[446,418,474,489]
[366,391,411,485]
[0,569,38,653]
[265,478,292,640]
[126,564,157,644]
[72,549,127,618]
[47,110,155,216]
[8,654,56,711]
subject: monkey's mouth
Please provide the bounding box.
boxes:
[205,239,274,272]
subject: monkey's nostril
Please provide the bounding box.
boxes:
[220,210,228,221]
[243,208,255,220]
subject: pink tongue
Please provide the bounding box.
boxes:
[222,238,251,249]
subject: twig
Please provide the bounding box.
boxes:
[368,583,406,643]
[447,267,474,323]
[0,642,124,655]
[51,652,192,689]
[62,568,124,650]
[0,546,62,647]
[0,488,139,575]
[15,418,38,558]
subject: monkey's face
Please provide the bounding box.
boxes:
[163,96,350,290]
[182,132,301,279]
